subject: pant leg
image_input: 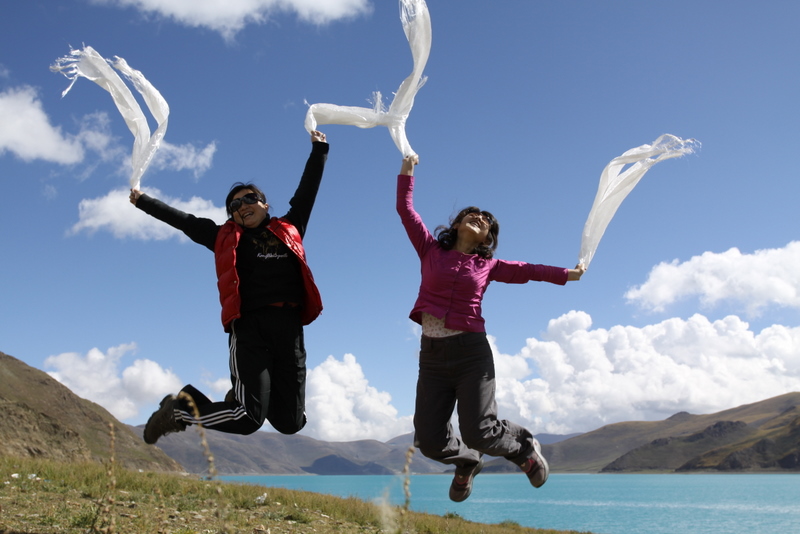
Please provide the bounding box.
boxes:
[414,335,482,472]
[174,310,271,435]
[452,332,534,465]
[261,306,307,434]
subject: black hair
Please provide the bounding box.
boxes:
[225,182,268,218]
[434,206,500,259]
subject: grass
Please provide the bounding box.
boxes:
[1,414,589,534]
[0,455,589,534]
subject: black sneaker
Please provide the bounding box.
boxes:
[143,395,187,444]
[519,438,549,488]
[449,457,484,502]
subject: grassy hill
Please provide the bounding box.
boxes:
[542,392,800,472]
[1,455,585,534]
[0,351,180,473]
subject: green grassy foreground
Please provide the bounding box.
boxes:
[0,455,589,534]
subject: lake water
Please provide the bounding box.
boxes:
[220,473,800,534]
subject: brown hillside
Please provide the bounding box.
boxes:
[542,392,800,472]
[677,407,800,471]
[0,350,182,472]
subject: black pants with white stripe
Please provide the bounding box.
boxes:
[176,305,307,435]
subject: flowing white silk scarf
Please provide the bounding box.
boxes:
[579,134,700,268]
[51,46,169,189]
[304,0,430,157]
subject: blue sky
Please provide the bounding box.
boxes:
[1,0,799,443]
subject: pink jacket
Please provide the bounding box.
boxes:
[397,174,568,332]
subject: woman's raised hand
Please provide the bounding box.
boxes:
[400,154,419,176]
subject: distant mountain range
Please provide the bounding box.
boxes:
[2,350,798,475]
[541,392,800,473]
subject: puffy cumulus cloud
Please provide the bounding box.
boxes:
[69,113,216,182]
[305,353,413,441]
[69,186,226,239]
[45,343,183,421]
[0,86,84,164]
[625,242,800,315]
[92,0,373,40]
[492,310,800,435]
[205,377,233,396]
[0,85,215,182]
[154,141,217,178]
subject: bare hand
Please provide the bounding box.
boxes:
[567,263,586,281]
[400,154,419,176]
[129,188,142,205]
[310,130,327,143]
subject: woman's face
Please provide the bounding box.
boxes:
[230,189,269,228]
[455,209,493,242]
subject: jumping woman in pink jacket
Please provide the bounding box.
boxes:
[396,154,585,502]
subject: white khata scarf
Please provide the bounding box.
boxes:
[304,0,430,157]
[579,134,700,268]
[51,45,169,190]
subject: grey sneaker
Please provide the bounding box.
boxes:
[519,438,549,488]
[449,457,484,502]
[143,395,187,444]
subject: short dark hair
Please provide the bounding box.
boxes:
[225,182,268,218]
[435,206,499,259]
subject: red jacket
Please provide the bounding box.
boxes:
[214,218,323,332]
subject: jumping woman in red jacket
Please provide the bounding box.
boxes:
[130,130,329,444]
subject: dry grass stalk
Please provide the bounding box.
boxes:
[93,422,117,534]
[178,390,231,534]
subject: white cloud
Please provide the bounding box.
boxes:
[69,186,227,239]
[154,140,217,178]
[492,310,800,435]
[206,377,232,396]
[92,0,373,40]
[39,310,800,441]
[0,86,84,164]
[625,241,800,315]
[305,353,413,441]
[74,112,121,162]
[69,113,216,181]
[45,343,183,421]
[0,87,215,183]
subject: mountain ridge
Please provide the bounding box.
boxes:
[2,349,798,475]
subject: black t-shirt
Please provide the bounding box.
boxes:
[236,225,303,310]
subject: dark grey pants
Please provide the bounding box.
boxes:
[413,332,535,476]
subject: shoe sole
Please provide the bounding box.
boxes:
[529,438,550,488]
[449,458,484,502]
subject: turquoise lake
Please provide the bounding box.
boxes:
[220,473,800,534]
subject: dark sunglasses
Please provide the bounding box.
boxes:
[228,193,261,212]
[463,207,495,227]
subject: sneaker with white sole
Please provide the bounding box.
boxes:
[519,438,549,488]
